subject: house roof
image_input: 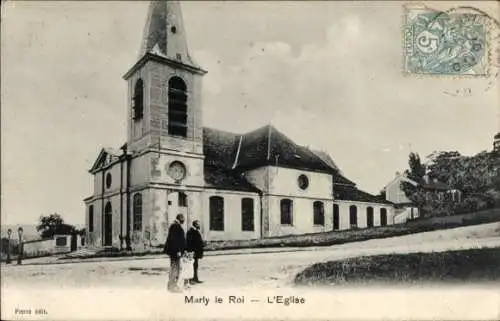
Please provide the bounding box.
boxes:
[421,179,450,191]
[334,184,393,205]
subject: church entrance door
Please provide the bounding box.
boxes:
[104,213,112,246]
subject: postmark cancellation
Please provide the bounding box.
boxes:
[403,5,495,76]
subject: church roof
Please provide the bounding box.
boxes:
[230,125,335,173]
[204,166,261,193]
[202,124,360,192]
[203,127,240,169]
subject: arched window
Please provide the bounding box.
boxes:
[380,208,387,226]
[280,199,293,225]
[168,76,188,137]
[105,202,112,215]
[349,205,358,228]
[209,196,224,231]
[133,193,142,231]
[367,206,374,228]
[104,201,112,246]
[313,201,325,226]
[133,79,144,120]
[178,192,187,207]
[241,198,254,231]
[88,205,94,232]
[333,204,340,230]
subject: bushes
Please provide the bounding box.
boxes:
[294,247,500,285]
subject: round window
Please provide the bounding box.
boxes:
[298,174,309,190]
[105,173,112,188]
[167,161,186,181]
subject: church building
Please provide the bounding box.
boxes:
[83,0,395,250]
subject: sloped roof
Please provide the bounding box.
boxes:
[312,149,339,171]
[204,166,261,193]
[230,125,334,173]
[203,127,240,169]
[202,125,358,190]
[421,179,450,191]
[89,148,122,173]
[334,184,393,205]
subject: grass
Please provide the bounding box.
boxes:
[294,247,500,286]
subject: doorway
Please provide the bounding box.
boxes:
[104,202,113,246]
[70,234,78,251]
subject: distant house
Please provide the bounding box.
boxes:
[382,172,461,223]
[494,132,500,152]
[382,172,420,224]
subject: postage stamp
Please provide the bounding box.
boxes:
[404,7,489,76]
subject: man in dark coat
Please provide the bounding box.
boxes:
[186,220,204,284]
[164,214,186,292]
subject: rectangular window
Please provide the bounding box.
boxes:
[280,199,293,225]
[241,198,254,231]
[56,237,67,247]
[209,196,224,231]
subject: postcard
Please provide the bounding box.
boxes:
[1,1,499,320]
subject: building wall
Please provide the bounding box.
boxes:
[146,151,205,187]
[394,207,420,224]
[246,166,333,237]
[385,175,413,204]
[202,189,261,241]
[86,199,102,248]
[334,201,395,230]
[266,195,333,237]
[145,188,204,247]
[244,167,269,192]
[268,167,332,199]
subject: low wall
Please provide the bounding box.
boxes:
[22,238,57,257]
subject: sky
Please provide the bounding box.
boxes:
[1,1,499,226]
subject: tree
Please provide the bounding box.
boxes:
[36,213,77,239]
[405,152,426,183]
[401,149,500,217]
[400,153,427,216]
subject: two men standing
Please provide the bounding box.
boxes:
[164,214,204,292]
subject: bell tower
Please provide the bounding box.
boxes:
[123,0,207,155]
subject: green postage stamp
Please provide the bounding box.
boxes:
[404,6,490,76]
